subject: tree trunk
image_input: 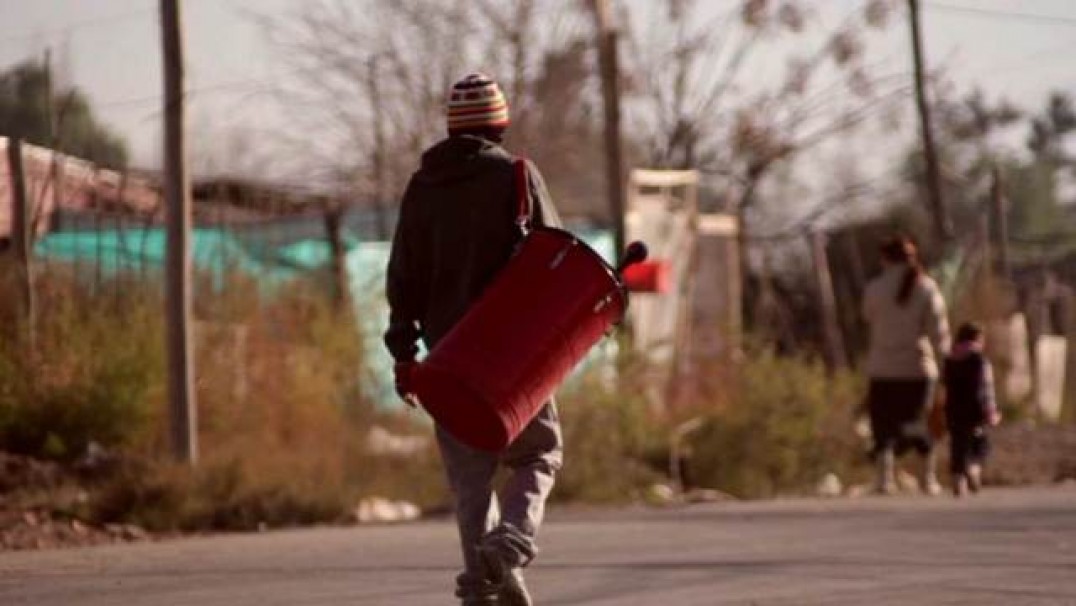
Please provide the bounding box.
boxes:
[323,205,352,311]
[908,0,951,244]
[810,231,848,371]
[367,57,390,241]
[990,165,1011,280]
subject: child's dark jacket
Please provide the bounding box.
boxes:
[943,349,993,430]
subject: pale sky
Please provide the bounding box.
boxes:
[0,0,1074,173]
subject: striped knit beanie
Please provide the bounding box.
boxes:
[446,73,509,134]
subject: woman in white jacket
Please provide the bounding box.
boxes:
[862,235,951,495]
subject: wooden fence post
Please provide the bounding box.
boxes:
[161,0,198,464]
[7,138,36,348]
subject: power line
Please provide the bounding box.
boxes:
[93,66,308,113]
[0,8,157,47]
[923,1,1076,27]
[0,0,215,48]
[991,38,1076,75]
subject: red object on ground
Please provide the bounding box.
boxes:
[622,260,670,293]
[412,227,627,452]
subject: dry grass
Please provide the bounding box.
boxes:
[2,259,883,533]
[555,353,665,503]
[679,347,870,499]
[0,264,165,460]
[1,263,446,531]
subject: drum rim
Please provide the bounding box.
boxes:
[525,225,629,311]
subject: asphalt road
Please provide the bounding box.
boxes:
[2,485,1075,605]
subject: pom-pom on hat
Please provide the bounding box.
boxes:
[447,73,509,134]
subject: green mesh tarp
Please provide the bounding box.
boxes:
[33,227,615,409]
[34,228,299,287]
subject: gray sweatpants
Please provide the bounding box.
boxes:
[435,402,563,577]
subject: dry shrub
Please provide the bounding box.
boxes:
[0,265,165,460]
[184,279,444,528]
[2,263,446,530]
[554,352,666,503]
[550,342,870,503]
[685,348,868,499]
[3,257,878,526]
[142,274,444,530]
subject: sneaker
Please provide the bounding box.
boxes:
[455,572,498,605]
[967,465,982,494]
[478,543,533,606]
[921,476,943,497]
[920,452,942,496]
[952,474,968,498]
[873,450,897,495]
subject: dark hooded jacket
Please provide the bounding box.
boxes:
[943,348,995,430]
[383,135,561,362]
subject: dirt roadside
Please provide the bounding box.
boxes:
[2,424,1073,552]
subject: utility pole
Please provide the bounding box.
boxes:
[908,0,951,244]
[6,138,35,348]
[160,0,197,464]
[43,49,55,147]
[591,0,627,264]
[990,165,1011,280]
[43,48,64,236]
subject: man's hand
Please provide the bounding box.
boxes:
[394,361,417,405]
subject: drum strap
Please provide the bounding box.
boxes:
[513,158,532,236]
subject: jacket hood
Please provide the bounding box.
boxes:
[414,135,511,186]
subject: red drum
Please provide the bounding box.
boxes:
[622,260,670,293]
[412,228,628,452]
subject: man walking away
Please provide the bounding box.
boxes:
[384,73,563,605]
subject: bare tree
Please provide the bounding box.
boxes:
[256,0,908,240]
[258,1,601,215]
[622,0,909,272]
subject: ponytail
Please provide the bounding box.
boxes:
[880,234,922,306]
[897,264,922,305]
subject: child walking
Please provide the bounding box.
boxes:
[943,322,1002,497]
